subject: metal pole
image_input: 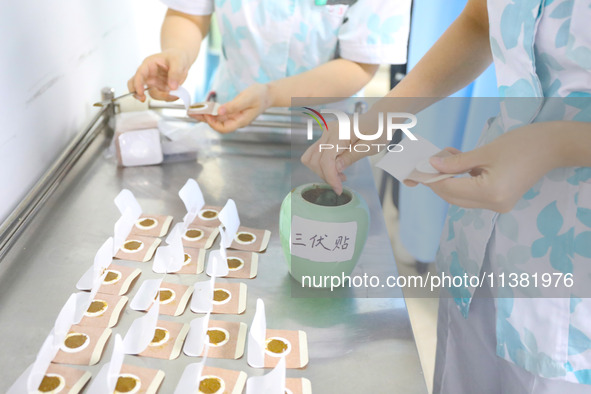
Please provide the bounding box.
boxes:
[0,106,110,262]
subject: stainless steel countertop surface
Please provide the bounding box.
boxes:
[0,128,427,393]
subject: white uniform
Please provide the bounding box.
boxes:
[435,0,591,391]
[161,0,411,102]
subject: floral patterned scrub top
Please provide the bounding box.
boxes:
[160,0,411,102]
[437,0,591,384]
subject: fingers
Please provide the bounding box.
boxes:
[218,93,249,116]
[301,140,328,181]
[187,113,206,123]
[166,55,184,91]
[428,177,488,208]
[301,135,344,195]
[442,147,461,155]
[430,147,486,174]
[335,144,375,172]
[319,149,343,195]
[129,53,188,102]
[128,73,146,102]
[201,114,248,134]
[427,174,515,213]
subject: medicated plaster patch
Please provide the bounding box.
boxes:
[115,236,161,262]
[210,251,258,279]
[78,293,128,328]
[187,101,221,116]
[130,214,173,238]
[170,87,220,116]
[181,226,219,249]
[198,366,247,394]
[263,329,308,369]
[286,377,313,394]
[376,137,461,185]
[35,364,91,394]
[138,320,189,360]
[191,205,223,228]
[177,247,206,275]
[52,325,112,366]
[151,282,193,317]
[229,227,271,253]
[202,320,247,360]
[97,264,141,296]
[210,282,247,315]
[114,364,165,394]
[404,149,457,185]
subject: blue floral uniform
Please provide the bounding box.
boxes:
[435,0,591,389]
[161,0,411,102]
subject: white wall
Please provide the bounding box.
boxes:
[0,0,207,223]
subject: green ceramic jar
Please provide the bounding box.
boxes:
[279,183,370,286]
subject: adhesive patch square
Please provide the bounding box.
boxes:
[138,320,189,360]
[152,282,193,317]
[97,264,141,296]
[130,214,173,238]
[181,226,219,250]
[115,236,161,262]
[114,364,165,394]
[35,364,91,394]
[177,247,206,275]
[78,293,128,328]
[263,329,308,369]
[198,366,247,394]
[191,205,223,228]
[52,325,112,366]
[212,251,258,279]
[286,377,313,394]
[202,320,247,360]
[210,282,247,315]
[229,226,271,253]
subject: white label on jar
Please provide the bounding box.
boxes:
[290,216,357,262]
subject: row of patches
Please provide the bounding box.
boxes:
[31,201,310,394]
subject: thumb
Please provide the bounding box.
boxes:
[335,141,383,172]
[218,93,250,116]
[430,149,482,174]
[166,56,186,90]
[335,151,366,173]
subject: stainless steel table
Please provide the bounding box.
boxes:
[0,120,427,392]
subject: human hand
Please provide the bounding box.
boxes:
[127,49,191,102]
[301,115,387,195]
[190,83,273,133]
[427,124,561,213]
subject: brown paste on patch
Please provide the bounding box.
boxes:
[237,233,254,243]
[227,258,242,269]
[38,375,61,392]
[87,300,107,314]
[158,289,173,302]
[64,333,87,349]
[151,328,168,344]
[124,240,142,251]
[104,271,120,282]
[266,339,288,354]
[138,218,155,227]
[202,210,218,218]
[213,289,230,302]
[199,377,222,393]
[186,229,203,239]
[115,376,138,393]
[207,329,227,345]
